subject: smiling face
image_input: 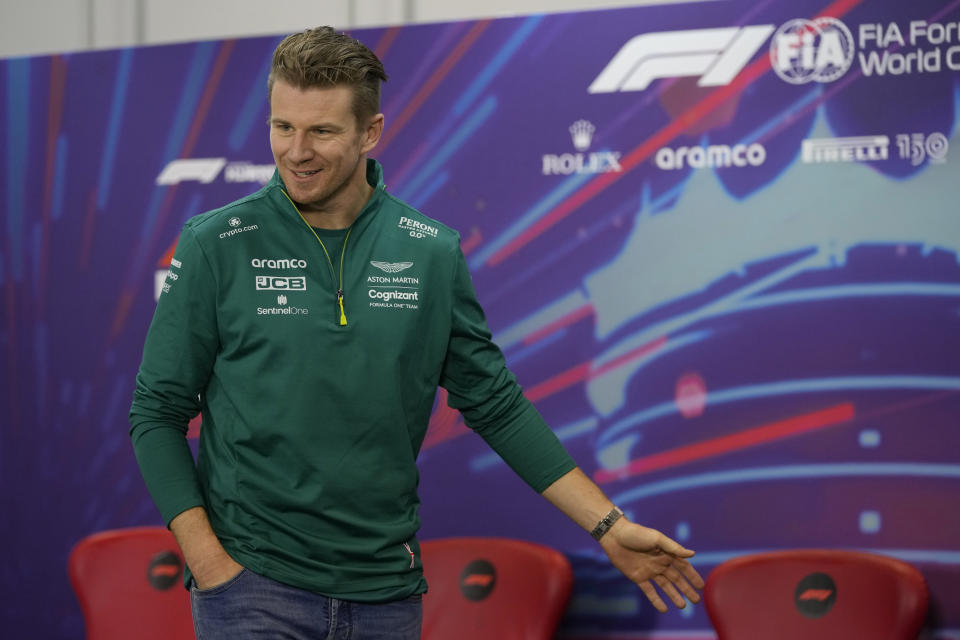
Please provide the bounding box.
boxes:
[269,80,383,221]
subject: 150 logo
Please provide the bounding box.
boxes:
[896,132,949,166]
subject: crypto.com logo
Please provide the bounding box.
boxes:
[589,17,854,93]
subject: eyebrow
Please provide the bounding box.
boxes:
[269,117,344,131]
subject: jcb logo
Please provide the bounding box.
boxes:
[256,276,306,291]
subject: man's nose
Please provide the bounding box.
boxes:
[288,133,313,163]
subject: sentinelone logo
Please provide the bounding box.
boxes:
[589,17,960,93]
[156,158,274,185]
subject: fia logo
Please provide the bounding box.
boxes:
[770,18,855,84]
[229,217,242,228]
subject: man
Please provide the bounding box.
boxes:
[130,26,703,638]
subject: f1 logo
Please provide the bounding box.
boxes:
[588,25,774,93]
[156,158,227,185]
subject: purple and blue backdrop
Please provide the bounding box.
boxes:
[2,0,960,637]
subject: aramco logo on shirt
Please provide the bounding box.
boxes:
[542,119,623,176]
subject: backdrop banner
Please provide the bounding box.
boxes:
[2,0,959,636]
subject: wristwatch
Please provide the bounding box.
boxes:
[590,506,624,541]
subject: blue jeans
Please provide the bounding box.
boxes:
[190,569,422,639]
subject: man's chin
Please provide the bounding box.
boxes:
[287,186,324,208]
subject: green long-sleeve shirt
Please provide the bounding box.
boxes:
[129,160,576,601]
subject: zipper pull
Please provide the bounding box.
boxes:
[337,289,347,326]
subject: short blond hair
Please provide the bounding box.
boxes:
[268,26,388,124]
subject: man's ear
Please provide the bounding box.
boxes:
[362,113,385,154]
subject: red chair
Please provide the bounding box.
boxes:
[69,526,194,640]
[420,537,574,640]
[705,549,929,640]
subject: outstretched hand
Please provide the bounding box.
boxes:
[538,468,706,612]
[599,519,705,612]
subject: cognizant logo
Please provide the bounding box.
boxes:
[369,289,419,302]
[655,143,766,170]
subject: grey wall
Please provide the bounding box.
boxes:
[0,0,701,58]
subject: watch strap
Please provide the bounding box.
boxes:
[590,506,624,541]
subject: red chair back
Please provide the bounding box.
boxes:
[420,537,573,640]
[705,549,929,640]
[68,526,194,640]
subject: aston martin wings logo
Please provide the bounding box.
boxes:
[371,261,414,273]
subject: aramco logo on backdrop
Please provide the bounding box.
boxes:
[541,120,623,176]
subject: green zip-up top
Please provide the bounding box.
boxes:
[129,159,576,601]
